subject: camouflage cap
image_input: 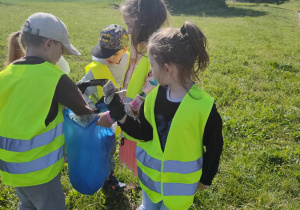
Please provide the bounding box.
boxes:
[91,24,128,59]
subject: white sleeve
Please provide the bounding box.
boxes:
[78,70,97,109]
[56,56,70,74]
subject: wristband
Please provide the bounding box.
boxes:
[105,111,115,124]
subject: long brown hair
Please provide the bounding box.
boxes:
[120,0,168,55]
[6,32,24,65]
[148,21,209,92]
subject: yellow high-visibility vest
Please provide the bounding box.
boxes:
[122,55,151,142]
[85,51,130,104]
[0,62,65,187]
[125,55,150,100]
[136,85,214,210]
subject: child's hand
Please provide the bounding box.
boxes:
[124,94,145,119]
[107,94,126,121]
[103,80,119,104]
[96,112,113,127]
[197,182,210,190]
[76,81,90,94]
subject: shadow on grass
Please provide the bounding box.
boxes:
[171,4,267,17]
[102,184,141,210]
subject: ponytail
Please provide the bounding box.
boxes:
[6,31,24,65]
[182,22,209,73]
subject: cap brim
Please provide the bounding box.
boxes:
[63,43,81,56]
[91,44,120,59]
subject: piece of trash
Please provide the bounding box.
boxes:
[69,113,97,127]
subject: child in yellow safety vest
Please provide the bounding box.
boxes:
[98,21,224,210]
[98,0,170,177]
[77,24,129,190]
[0,12,93,210]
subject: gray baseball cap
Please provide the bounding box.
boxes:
[91,24,128,59]
[22,12,80,56]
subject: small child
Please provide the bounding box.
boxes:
[99,21,224,210]
[78,24,129,112]
[77,24,129,190]
[117,0,169,176]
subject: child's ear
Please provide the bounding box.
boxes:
[164,63,173,78]
[164,63,170,74]
[44,38,52,50]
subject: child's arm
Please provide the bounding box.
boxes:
[54,75,93,115]
[96,102,153,141]
[117,102,153,141]
[96,82,153,141]
[199,104,223,187]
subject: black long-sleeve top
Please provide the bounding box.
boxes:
[12,56,93,126]
[119,86,223,185]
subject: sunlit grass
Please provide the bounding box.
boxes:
[0,0,299,209]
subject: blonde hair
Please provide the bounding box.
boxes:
[5,30,47,66]
[6,32,24,65]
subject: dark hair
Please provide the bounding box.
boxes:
[20,21,47,48]
[20,32,47,49]
[148,21,209,91]
[5,32,24,65]
[120,0,168,55]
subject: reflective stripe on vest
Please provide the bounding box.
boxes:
[0,122,63,152]
[163,182,198,196]
[164,157,203,174]
[0,145,64,174]
[137,167,161,194]
[135,146,161,171]
[136,146,203,174]
[137,166,199,196]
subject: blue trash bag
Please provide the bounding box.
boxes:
[63,109,115,195]
[96,103,108,113]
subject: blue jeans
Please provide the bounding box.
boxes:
[138,190,169,210]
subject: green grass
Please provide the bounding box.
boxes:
[1,0,300,209]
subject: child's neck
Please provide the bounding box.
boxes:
[26,48,48,63]
[168,80,194,100]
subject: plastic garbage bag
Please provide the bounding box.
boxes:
[63,109,115,195]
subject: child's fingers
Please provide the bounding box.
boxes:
[95,114,113,127]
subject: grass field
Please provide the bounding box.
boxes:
[0,0,300,209]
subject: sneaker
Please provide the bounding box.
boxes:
[104,170,126,190]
